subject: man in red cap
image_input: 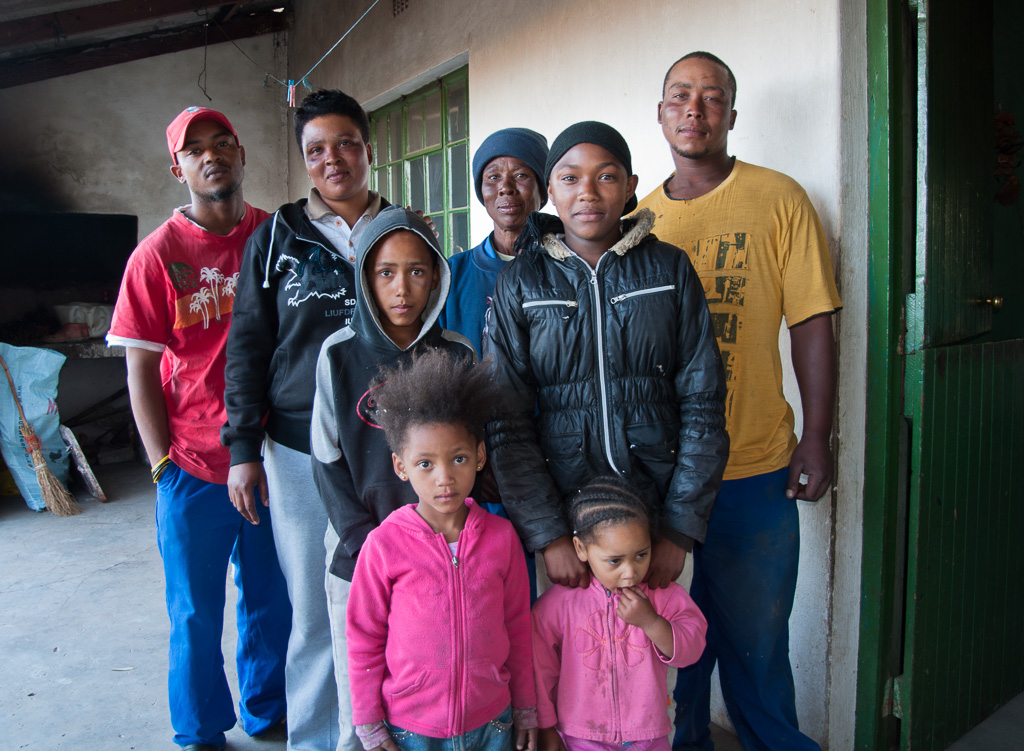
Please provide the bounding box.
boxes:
[107,106,290,751]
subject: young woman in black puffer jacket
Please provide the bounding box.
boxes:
[484,121,729,592]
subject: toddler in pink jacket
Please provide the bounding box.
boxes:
[347,348,538,751]
[532,477,708,751]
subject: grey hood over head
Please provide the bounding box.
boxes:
[351,206,452,351]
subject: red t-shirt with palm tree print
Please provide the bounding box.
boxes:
[108,204,270,484]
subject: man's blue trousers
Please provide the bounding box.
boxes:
[155,462,291,748]
[672,468,820,751]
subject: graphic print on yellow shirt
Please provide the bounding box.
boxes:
[637,161,841,480]
[684,231,748,423]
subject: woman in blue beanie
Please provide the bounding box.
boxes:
[439,127,548,358]
[440,128,548,597]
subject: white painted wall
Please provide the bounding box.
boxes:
[830,1,869,748]
[287,0,869,746]
[0,33,291,241]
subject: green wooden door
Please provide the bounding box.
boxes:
[895,0,1024,747]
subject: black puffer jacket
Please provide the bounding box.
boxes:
[484,209,728,553]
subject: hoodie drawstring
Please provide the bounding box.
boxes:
[263,211,279,289]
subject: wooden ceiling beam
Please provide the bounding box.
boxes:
[0,1,246,49]
[0,7,291,89]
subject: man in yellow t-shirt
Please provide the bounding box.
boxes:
[636,52,841,751]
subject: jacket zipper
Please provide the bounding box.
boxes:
[606,587,623,740]
[609,284,675,304]
[449,538,464,734]
[522,299,579,309]
[580,257,621,474]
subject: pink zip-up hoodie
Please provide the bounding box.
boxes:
[532,578,707,742]
[347,500,535,737]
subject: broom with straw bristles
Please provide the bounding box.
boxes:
[0,352,80,516]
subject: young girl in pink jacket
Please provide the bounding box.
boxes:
[532,477,707,751]
[346,348,538,751]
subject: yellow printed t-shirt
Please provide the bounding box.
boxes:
[637,160,841,480]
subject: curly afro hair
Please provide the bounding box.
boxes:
[569,475,651,544]
[371,347,502,455]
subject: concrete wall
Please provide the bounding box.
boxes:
[0,33,291,432]
[0,33,291,241]
[286,0,870,746]
[830,1,869,747]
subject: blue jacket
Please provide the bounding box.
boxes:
[439,234,507,358]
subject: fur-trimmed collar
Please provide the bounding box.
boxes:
[537,208,655,261]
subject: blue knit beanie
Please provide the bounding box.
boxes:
[472,127,549,207]
[544,121,637,216]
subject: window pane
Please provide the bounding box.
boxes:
[449,142,468,209]
[452,211,469,256]
[432,213,446,256]
[375,117,388,161]
[447,79,467,141]
[408,157,425,212]
[389,163,403,204]
[426,152,444,214]
[424,90,442,149]
[407,101,423,153]
[390,109,402,160]
[375,167,388,198]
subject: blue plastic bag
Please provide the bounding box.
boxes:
[0,343,71,511]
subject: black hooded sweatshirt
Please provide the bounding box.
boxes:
[221,195,389,463]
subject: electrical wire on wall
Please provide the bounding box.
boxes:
[194,0,382,106]
[197,21,212,101]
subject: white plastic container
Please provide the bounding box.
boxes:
[53,303,115,338]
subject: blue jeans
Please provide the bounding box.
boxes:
[155,462,291,748]
[389,706,515,751]
[671,468,819,751]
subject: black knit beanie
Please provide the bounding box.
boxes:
[544,121,637,215]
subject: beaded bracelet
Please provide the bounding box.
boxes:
[151,455,172,483]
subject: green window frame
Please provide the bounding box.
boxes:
[369,69,470,258]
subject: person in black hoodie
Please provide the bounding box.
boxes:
[221,90,386,751]
[484,122,729,596]
[310,205,475,739]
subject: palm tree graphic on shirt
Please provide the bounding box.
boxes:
[189,287,215,328]
[222,272,240,299]
[199,267,226,321]
[187,267,233,329]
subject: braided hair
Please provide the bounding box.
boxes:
[569,475,651,544]
[372,348,502,454]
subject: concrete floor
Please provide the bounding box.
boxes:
[946,690,1024,751]
[6,461,1016,751]
[1,462,283,751]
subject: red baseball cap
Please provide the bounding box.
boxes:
[166,106,239,163]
